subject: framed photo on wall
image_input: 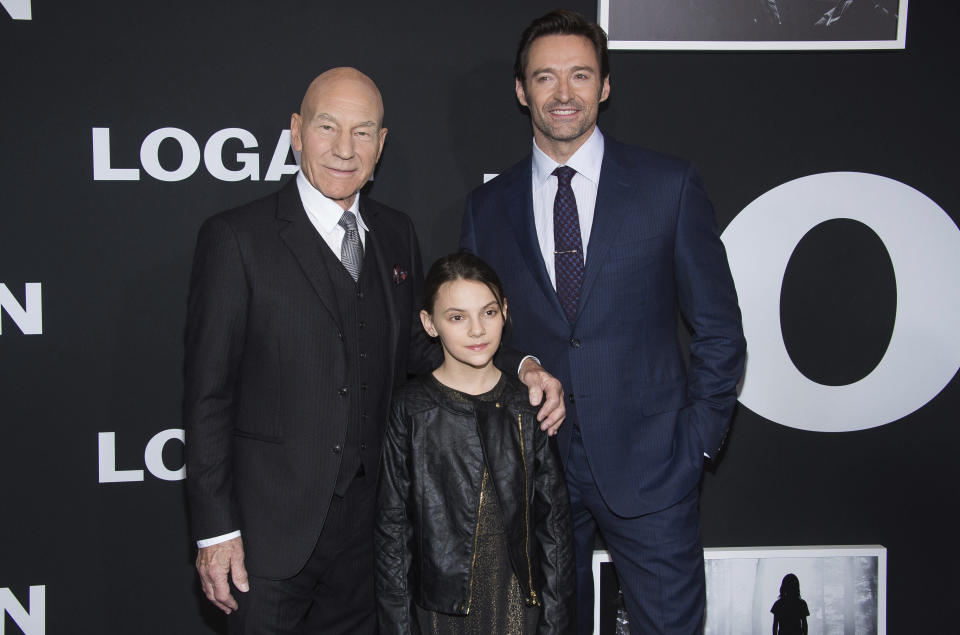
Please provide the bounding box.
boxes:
[597,0,909,50]
[592,545,887,634]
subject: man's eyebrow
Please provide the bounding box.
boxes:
[312,113,378,128]
[529,64,596,75]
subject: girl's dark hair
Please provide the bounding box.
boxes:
[779,573,801,599]
[422,252,506,314]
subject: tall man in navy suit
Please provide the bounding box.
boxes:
[461,11,746,634]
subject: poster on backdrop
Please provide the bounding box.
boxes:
[598,0,908,50]
[593,546,886,634]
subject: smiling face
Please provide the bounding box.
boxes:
[516,34,610,164]
[290,68,388,210]
[420,278,507,372]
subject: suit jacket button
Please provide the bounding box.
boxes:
[570,338,581,348]
[332,445,342,454]
[568,393,575,403]
[338,386,349,396]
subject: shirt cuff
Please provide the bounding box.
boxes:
[197,530,241,548]
[518,355,541,377]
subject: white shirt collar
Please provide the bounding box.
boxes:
[531,127,604,186]
[295,171,369,232]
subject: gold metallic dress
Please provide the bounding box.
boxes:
[415,374,541,635]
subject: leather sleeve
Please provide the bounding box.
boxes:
[533,429,577,634]
[375,398,421,635]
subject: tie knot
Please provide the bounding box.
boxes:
[552,165,576,186]
[338,210,359,232]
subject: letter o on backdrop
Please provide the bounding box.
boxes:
[140,127,201,182]
[722,172,960,432]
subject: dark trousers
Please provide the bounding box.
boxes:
[566,427,705,635]
[228,472,378,635]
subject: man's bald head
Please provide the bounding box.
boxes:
[290,67,388,210]
[300,67,385,127]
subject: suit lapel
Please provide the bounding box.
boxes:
[276,180,343,329]
[361,199,400,371]
[504,160,567,321]
[578,143,634,317]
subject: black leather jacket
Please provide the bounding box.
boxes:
[376,373,575,634]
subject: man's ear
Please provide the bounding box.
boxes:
[515,78,529,108]
[420,310,438,338]
[375,127,388,163]
[290,113,303,152]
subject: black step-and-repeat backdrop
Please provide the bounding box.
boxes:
[2,1,958,633]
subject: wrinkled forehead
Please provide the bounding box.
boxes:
[302,73,384,125]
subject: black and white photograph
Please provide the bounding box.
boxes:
[593,547,885,634]
[599,0,908,50]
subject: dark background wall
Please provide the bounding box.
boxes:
[1,1,957,633]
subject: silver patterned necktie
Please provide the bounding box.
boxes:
[338,210,363,282]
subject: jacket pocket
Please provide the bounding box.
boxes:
[638,380,688,416]
[233,428,283,443]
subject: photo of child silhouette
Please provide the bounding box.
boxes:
[771,573,810,635]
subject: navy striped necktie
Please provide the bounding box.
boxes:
[552,165,583,323]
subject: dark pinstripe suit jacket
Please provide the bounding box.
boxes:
[184,179,434,578]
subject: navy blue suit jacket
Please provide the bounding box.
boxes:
[461,136,746,517]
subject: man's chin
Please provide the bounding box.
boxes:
[315,184,361,204]
[535,120,592,144]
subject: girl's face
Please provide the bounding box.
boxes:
[420,278,507,371]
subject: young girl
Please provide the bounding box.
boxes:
[771,573,809,635]
[376,252,575,634]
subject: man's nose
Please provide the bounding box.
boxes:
[332,130,355,159]
[555,78,572,102]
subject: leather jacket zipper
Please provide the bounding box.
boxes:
[465,468,487,614]
[517,413,539,606]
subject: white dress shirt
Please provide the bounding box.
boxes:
[531,127,604,288]
[296,171,368,250]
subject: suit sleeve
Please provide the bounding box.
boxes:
[673,164,747,457]
[459,192,479,254]
[375,398,421,635]
[183,215,247,541]
[533,429,576,634]
[404,215,443,376]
